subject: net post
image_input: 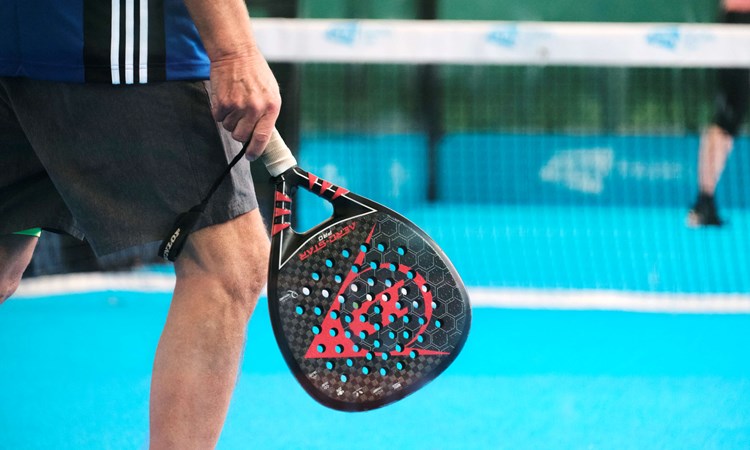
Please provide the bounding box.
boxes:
[417,0,442,203]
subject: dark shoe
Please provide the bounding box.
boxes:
[687,193,724,227]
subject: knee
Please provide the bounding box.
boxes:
[0,235,37,305]
[706,124,734,154]
[214,240,270,309]
[175,210,271,316]
[180,246,269,322]
[0,271,22,305]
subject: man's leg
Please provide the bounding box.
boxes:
[149,209,269,449]
[697,124,734,197]
[0,234,38,304]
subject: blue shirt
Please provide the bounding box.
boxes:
[0,0,210,84]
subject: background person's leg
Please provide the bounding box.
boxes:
[697,124,734,197]
[149,209,269,449]
[688,61,749,226]
[698,12,750,198]
[0,234,38,303]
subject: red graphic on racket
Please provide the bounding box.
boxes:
[261,131,471,411]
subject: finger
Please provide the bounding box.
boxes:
[244,115,276,160]
[221,109,245,135]
[230,115,257,145]
[211,94,231,123]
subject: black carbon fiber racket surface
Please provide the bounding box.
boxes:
[268,166,471,411]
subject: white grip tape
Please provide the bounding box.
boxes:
[260,128,298,177]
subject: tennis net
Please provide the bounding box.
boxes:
[255,19,750,303]
[22,19,750,311]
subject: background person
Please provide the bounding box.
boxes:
[687,0,750,226]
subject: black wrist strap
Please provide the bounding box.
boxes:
[158,140,249,262]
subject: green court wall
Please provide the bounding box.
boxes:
[298,0,718,23]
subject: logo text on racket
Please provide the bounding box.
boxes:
[299,222,357,261]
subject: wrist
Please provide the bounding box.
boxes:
[206,39,260,63]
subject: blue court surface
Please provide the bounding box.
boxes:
[3,132,750,448]
[1,289,749,450]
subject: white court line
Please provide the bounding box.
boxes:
[13,272,750,313]
[14,272,176,298]
[469,287,750,313]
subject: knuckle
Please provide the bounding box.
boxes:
[246,98,266,115]
[266,100,281,115]
[224,99,243,112]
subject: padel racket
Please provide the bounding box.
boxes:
[160,130,471,411]
[260,131,471,411]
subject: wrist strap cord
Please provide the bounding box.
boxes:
[157,141,249,262]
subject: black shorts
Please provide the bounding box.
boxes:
[0,78,258,256]
[713,11,750,136]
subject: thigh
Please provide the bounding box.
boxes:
[3,78,258,256]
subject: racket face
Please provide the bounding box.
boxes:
[267,167,471,411]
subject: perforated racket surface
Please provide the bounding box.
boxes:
[267,165,471,411]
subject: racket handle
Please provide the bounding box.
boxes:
[260,128,298,177]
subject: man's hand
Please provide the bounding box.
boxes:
[209,46,281,160]
[182,0,281,159]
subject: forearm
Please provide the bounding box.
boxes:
[182,0,258,61]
